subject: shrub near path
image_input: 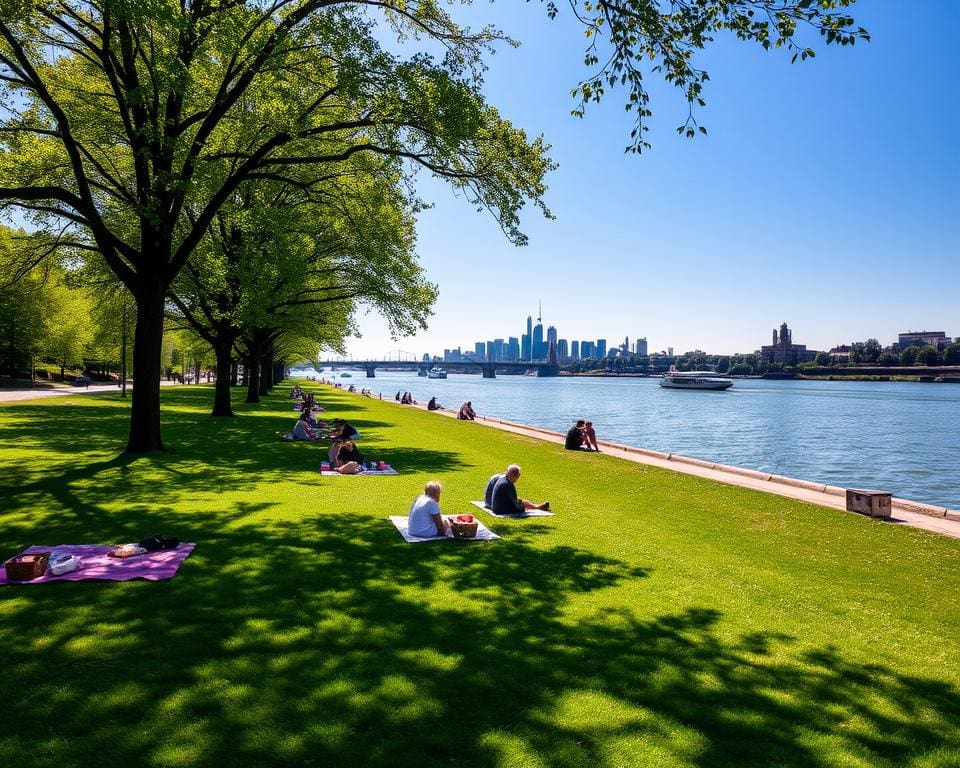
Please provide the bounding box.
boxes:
[0,384,958,767]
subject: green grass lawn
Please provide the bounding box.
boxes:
[1,384,958,767]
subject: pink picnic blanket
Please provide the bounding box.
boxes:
[1,543,196,585]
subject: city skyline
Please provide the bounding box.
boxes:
[337,1,957,363]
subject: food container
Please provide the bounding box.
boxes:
[49,552,80,576]
[450,514,478,539]
[4,552,50,580]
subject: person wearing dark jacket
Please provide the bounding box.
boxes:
[565,420,587,450]
[490,465,550,515]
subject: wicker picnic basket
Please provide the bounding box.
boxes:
[4,552,50,580]
[449,515,478,539]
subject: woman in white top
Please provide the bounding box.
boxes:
[407,480,449,538]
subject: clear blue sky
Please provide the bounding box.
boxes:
[341,1,958,360]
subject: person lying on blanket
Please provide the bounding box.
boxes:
[330,440,364,474]
[491,465,550,516]
[408,480,449,538]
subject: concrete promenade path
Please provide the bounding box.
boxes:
[382,390,960,542]
[0,380,178,403]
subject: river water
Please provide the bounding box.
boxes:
[316,371,960,510]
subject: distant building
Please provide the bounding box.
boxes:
[760,322,817,365]
[596,339,607,359]
[667,347,674,357]
[507,337,520,361]
[571,340,580,361]
[557,339,568,361]
[532,321,546,360]
[635,337,648,356]
[828,345,851,363]
[444,347,463,363]
[897,330,949,350]
[581,341,595,359]
[474,342,485,359]
[547,326,557,347]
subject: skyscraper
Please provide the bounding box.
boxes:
[507,337,520,361]
[557,339,568,361]
[547,325,557,346]
[596,339,607,359]
[571,340,580,361]
[581,341,595,359]
[532,321,545,360]
[635,337,648,356]
[475,342,485,358]
[522,315,532,361]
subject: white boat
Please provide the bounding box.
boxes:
[426,367,447,379]
[660,371,733,390]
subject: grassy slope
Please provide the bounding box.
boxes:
[0,384,958,768]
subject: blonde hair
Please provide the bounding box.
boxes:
[424,480,442,499]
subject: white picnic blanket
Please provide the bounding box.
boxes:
[388,516,500,543]
[469,500,555,518]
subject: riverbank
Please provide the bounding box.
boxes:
[1,383,958,766]
[372,387,960,539]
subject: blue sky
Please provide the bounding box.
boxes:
[347,1,958,359]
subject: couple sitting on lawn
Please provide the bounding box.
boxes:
[407,465,549,538]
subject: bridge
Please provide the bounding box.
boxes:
[318,359,559,379]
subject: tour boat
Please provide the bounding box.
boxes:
[659,371,733,390]
[427,367,448,379]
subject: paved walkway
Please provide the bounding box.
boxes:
[383,392,960,542]
[0,380,177,402]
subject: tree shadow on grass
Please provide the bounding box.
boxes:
[1,511,957,768]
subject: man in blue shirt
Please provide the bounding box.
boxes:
[490,465,550,516]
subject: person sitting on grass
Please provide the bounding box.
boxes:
[484,472,503,509]
[458,401,476,420]
[292,412,319,441]
[427,396,442,411]
[329,419,359,441]
[491,465,550,516]
[331,440,364,474]
[408,480,449,538]
[565,420,588,450]
[583,421,600,451]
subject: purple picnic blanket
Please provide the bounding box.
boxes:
[1,543,196,585]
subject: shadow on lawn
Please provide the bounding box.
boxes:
[1,510,958,767]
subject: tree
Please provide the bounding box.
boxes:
[0,0,866,451]
[849,342,867,364]
[814,351,831,367]
[877,352,899,366]
[900,346,919,367]
[863,338,882,364]
[41,277,95,377]
[943,343,960,366]
[1,2,552,451]
[915,345,940,366]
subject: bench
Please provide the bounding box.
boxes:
[845,489,892,519]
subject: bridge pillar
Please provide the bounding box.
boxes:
[365,365,376,378]
[481,364,496,379]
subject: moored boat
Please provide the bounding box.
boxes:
[427,367,447,379]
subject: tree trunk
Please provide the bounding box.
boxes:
[245,354,260,403]
[212,339,236,417]
[127,288,166,452]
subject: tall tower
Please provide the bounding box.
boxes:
[547,325,558,346]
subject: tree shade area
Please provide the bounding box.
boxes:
[1,383,958,767]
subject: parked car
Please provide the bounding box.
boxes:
[72,375,91,386]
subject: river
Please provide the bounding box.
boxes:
[314,370,960,510]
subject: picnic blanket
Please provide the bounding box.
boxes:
[1,543,196,585]
[388,516,500,543]
[320,465,398,476]
[469,500,555,518]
